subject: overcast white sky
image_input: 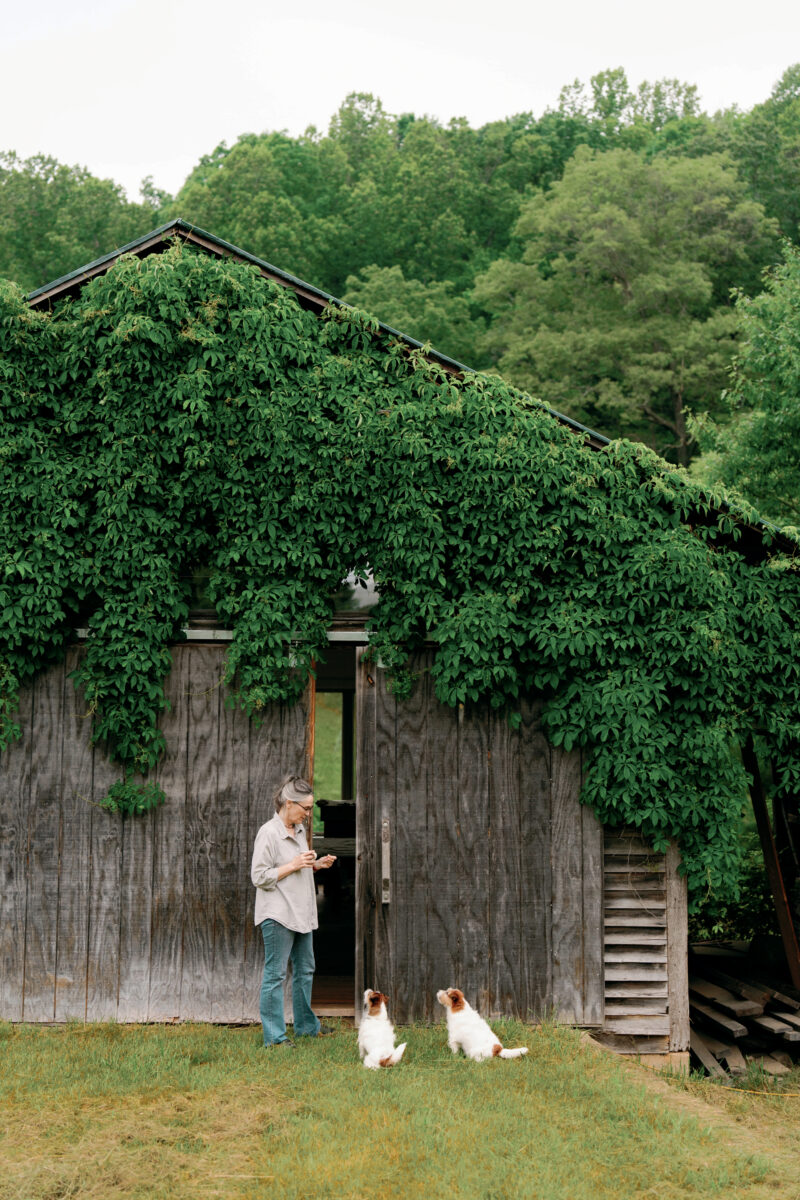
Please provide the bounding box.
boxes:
[2,0,798,203]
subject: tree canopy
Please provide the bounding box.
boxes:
[342,264,478,365]
[473,147,778,464]
[0,152,154,292]
[724,65,800,245]
[691,242,800,527]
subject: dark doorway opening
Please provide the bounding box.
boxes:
[312,643,357,1015]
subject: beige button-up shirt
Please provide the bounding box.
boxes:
[251,813,318,933]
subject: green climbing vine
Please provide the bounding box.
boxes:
[1,243,799,895]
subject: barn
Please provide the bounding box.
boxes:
[2,219,797,1065]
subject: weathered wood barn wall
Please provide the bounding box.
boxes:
[0,639,688,1061]
[356,650,688,1057]
[0,643,309,1024]
[356,649,604,1025]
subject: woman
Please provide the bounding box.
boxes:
[251,774,337,1047]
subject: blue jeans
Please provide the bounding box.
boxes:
[259,919,320,1045]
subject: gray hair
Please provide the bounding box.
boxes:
[273,774,313,813]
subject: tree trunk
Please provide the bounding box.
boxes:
[673,387,690,468]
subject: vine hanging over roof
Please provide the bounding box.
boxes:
[1,242,799,905]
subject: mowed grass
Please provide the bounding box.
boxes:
[0,1018,790,1200]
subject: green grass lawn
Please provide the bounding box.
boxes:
[1,1018,791,1200]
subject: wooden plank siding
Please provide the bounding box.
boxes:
[457,697,492,1013]
[0,643,310,1023]
[599,828,689,1055]
[355,650,605,1025]
[665,839,690,1053]
[54,646,94,1021]
[212,673,252,1023]
[147,647,190,1021]
[24,660,65,1021]
[87,737,123,1021]
[3,642,689,1036]
[0,683,33,1021]
[392,651,432,1019]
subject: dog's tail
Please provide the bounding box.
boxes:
[497,1046,528,1059]
[378,1042,406,1067]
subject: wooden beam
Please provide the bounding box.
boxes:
[742,735,800,990]
[689,977,763,1018]
[750,1014,800,1042]
[721,1045,747,1076]
[686,960,771,1007]
[772,1009,800,1031]
[772,786,800,900]
[690,999,747,1040]
[666,840,690,1053]
[746,1053,791,1076]
[689,1030,729,1078]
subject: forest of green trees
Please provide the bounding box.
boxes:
[3,64,799,525]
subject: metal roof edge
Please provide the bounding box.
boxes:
[26,219,188,302]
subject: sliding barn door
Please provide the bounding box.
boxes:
[355,649,603,1026]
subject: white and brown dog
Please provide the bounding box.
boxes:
[437,988,528,1062]
[358,989,407,1069]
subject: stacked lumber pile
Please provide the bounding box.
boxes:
[688,949,800,1079]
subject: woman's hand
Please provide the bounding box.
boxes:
[291,851,318,872]
[314,854,337,870]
